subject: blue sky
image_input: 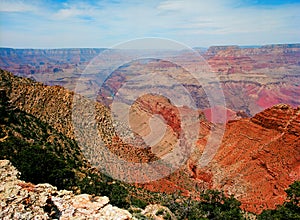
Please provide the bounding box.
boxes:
[0,0,299,48]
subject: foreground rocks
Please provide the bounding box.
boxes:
[0,160,132,219]
[0,160,176,220]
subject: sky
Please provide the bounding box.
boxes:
[0,0,299,48]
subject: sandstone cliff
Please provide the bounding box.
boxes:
[190,104,300,213]
[135,101,300,214]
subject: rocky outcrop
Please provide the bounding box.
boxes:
[0,160,132,219]
[199,104,300,213]
[205,45,239,58]
[251,104,300,134]
[141,204,175,220]
[0,160,177,220]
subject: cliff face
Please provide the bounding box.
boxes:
[136,94,300,214]
[194,104,300,213]
[205,44,300,115]
[0,48,105,91]
[0,48,104,66]
[206,43,300,72]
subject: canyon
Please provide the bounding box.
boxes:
[1,67,299,214]
[0,43,299,215]
[1,44,299,117]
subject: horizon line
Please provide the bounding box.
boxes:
[0,42,300,50]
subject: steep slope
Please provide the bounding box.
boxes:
[133,99,300,214]
[191,104,300,213]
[0,75,177,218]
[0,69,157,165]
[122,84,300,214]
[0,70,156,210]
[0,88,87,190]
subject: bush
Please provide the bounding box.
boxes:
[0,141,75,189]
[258,181,300,220]
[130,197,148,209]
[164,190,243,219]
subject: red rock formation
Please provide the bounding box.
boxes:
[134,101,300,214]
[206,44,300,73]
[191,104,300,213]
[126,90,299,213]
[112,94,300,214]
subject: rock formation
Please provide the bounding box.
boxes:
[190,104,300,213]
[0,160,132,219]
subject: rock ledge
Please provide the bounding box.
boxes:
[0,160,132,220]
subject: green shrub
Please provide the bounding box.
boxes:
[164,190,243,219]
[130,197,148,209]
[258,181,300,220]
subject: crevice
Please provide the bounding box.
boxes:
[43,197,62,219]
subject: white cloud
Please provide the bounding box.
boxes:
[53,3,97,20]
[155,0,300,37]
[0,0,37,12]
[157,0,185,11]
